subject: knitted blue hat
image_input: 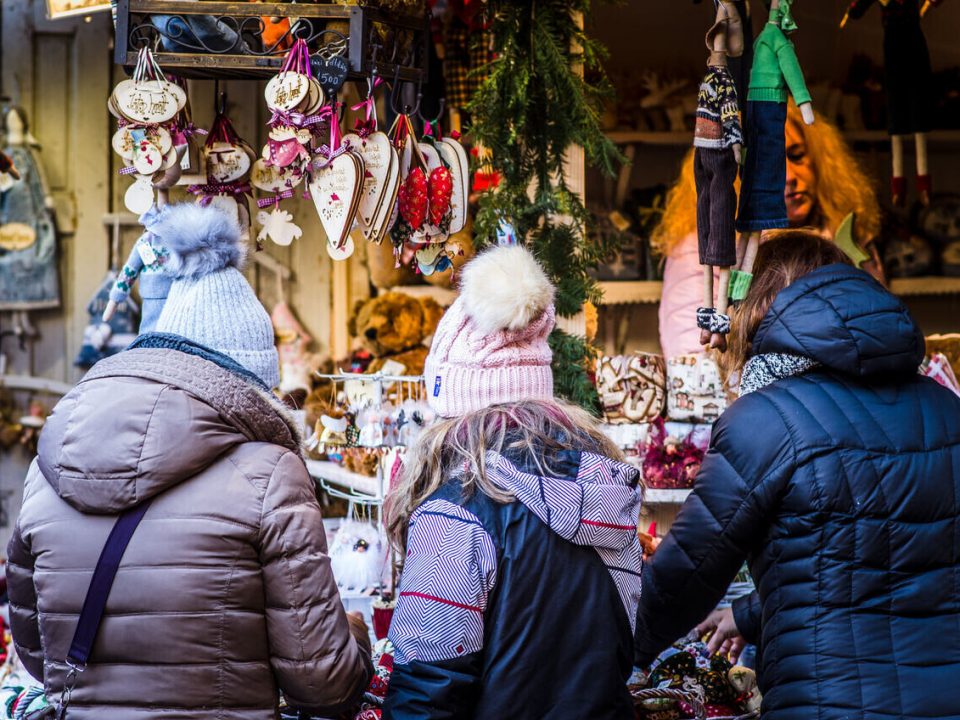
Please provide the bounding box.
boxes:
[153,203,280,389]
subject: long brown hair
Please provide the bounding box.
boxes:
[652,101,881,257]
[385,399,624,561]
[720,231,853,380]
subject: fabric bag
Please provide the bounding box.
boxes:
[596,353,666,424]
[666,355,727,423]
[23,502,151,719]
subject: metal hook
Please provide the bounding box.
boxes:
[364,44,381,100]
[214,83,227,116]
[389,65,406,116]
[417,97,445,128]
[391,68,422,117]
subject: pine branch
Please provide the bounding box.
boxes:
[468,0,622,411]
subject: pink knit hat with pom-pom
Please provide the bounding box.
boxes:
[425,245,556,418]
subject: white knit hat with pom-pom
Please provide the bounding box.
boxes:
[153,202,280,389]
[424,245,556,418]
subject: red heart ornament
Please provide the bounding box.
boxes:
[428,166,454,227]
[398,167,428,230]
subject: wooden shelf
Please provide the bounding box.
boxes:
[597,277,960,306]
[606,129,960,147]
[305,459,382,498]
[889,276,960,297]
[606,131,692,146]
[646,488,692,505]
[598,280,663,305]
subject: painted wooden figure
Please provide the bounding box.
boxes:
[695,1,745,351]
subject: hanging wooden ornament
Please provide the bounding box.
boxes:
[206,142,252,184]
[110,47,189,211]
[112,49,186,125]
[125,176,155,214]
[437,135,469,234]
[371,147,401,244]
[263,39,325,182]
[257,207,303,247]
[309,103,364,253]
[398,167,428,231]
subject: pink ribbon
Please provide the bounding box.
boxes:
[187,182,252,205]
[267,108,324,128]
[313,141,352,170]
[257,188,295,208]
[280,38,311,76]
[206,112,242,147]
[119,166,137,176]
[350,77,384,136]
[171,122,207,147]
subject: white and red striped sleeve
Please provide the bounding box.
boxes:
[389,499,498,665]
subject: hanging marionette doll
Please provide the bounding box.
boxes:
[729,0,814,306]
[695,1,744,351]
[841,0,944,206]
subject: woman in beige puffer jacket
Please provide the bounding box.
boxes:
[5,203,371,720]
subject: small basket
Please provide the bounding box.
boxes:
[631,688,760,720]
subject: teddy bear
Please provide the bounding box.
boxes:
[348,292,445,377]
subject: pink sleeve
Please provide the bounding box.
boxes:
[658,232,707,359]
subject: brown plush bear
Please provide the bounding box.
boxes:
[348,291,445,376]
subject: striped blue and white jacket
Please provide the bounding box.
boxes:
[384,446,643,720]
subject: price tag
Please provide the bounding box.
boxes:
[311,55,349,95]
[137,240,158,266]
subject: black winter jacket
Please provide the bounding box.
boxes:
[636,265,960,720]
[384,447,644,719]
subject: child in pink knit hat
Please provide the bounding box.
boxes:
[383,245,645,720]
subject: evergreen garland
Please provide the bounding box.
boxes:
[469,0,622,412]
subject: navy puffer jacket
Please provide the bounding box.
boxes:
[635,265,960,720]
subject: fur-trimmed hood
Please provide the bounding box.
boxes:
[37,348,300,514]
[150,202,246,279]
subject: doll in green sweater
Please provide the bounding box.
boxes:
[729,0,814,303]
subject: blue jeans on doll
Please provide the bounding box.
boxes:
[736,100,788,233]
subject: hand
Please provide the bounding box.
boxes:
[732,143,743,166]
[347,610,372,658]
[799,102,815,126]
[696,606,746,664]
[102,298,118,323]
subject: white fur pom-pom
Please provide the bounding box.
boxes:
[459,245,555,335]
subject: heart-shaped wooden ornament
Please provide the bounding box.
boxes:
[438,139,468,234]
[343,131,392,232]
[309,151,363,249]
[371,147,400,244]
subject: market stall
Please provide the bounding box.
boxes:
[1,0,960,718]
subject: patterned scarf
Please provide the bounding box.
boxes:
[739,352,819,396]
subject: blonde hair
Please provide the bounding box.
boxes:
[385,400,625,561]
[652,101,881,257]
